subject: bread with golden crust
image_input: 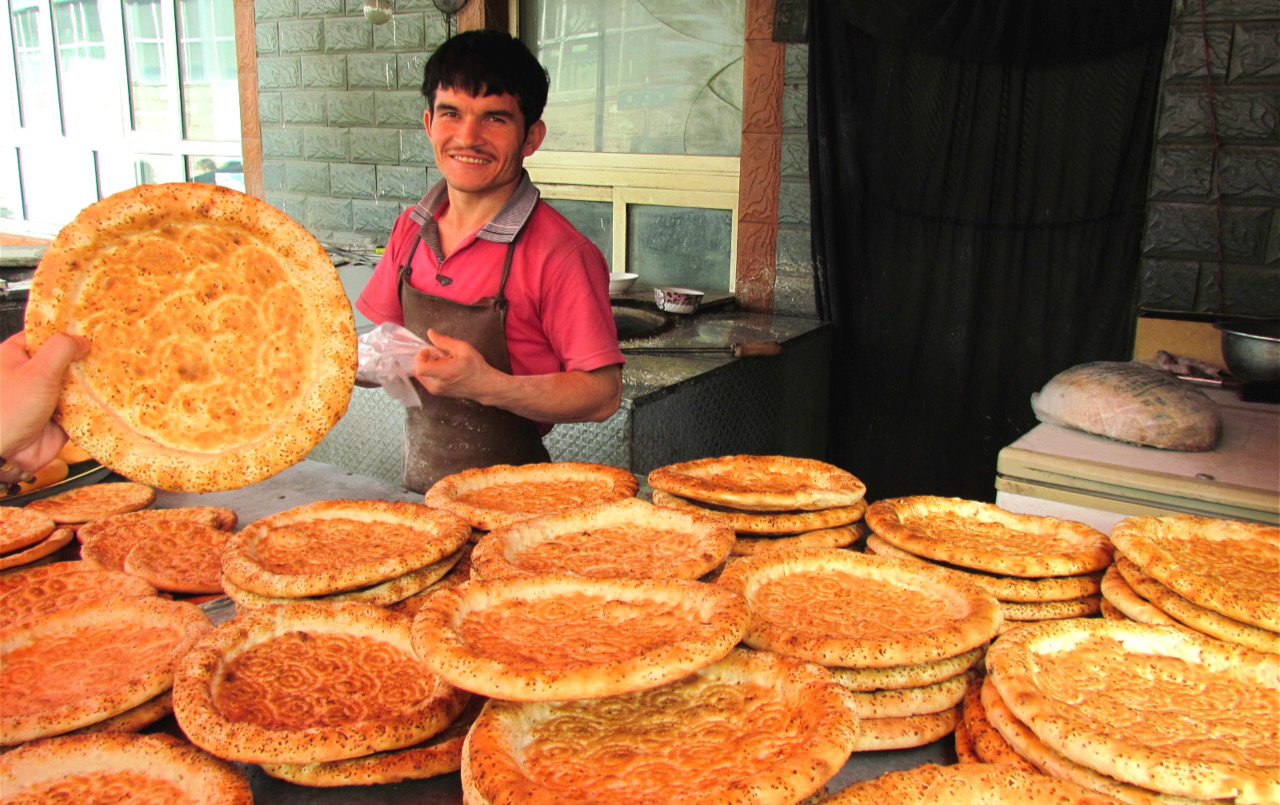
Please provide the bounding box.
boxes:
[733,523,866,556]
[0,567,156,628]
[651,489,868,534]
[469,497,734,580]
[843,668,973,718]
[221,547,462,609]
[830,645,984,692]
[461,648,859,805]
[23,482,156,524]
[0,526,75,570]
[222,499,470,598]
[986,618,1279,803]
[24,182,357,492]
[0,507,56,554]
[847,706,961,752]
[1,597,212,744]
[0,733,252,805]
[823,762,1124,805]
[424,462,638,530]
[866,496,1114,577]
[1100,564,1181,627]
[717,547,1002,668]
[411,575,749,701]
[1109,515,1279,632]
[173,601,469,764]
[648,455,866,512]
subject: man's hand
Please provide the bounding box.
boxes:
[0,331,89,469]
[412,328,498,400]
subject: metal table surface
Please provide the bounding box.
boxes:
[153,460,955,803]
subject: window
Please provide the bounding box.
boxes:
[521,0,742,291]
[0,0,241,234]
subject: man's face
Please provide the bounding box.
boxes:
[425,86,546,200]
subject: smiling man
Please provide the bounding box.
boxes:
[356,30,624,492]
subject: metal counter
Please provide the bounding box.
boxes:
[153,460,953,804]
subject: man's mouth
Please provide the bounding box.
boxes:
[451,153,490,165]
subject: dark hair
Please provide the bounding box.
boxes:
[421,30,550,129]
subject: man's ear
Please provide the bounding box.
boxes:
[522,119,546,157]
[423,109,433,135]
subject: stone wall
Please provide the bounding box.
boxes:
[1140,0,1280,317]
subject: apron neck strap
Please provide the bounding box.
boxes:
[397,233,519,314]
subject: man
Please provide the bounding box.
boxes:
[0,331,88,494]
[357,30,624,492]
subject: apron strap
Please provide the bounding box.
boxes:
[399,234,517,317]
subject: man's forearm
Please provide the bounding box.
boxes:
[475,364,622,424]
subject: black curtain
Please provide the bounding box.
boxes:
[810,0,1171,502]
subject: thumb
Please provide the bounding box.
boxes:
[28,333,89,376]
[424,328,464,353]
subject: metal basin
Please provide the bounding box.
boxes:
[1216,319,1280,383]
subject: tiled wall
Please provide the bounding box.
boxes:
[1140,0,1280,316]
[772,42,816,319]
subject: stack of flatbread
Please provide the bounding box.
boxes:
[0,482,158,572]
[824,762,1124,804]
[864,497,1113,627]
[76,505,239,598]
[220,499,471,609]
[1101,514,1279,654]
[954,673,1039,772]
[173,601,476,787]
[469,497,735,581]
[717,546,1002,752]
[1,594,211,747]
[649,455,869,555]
[983,617,1278,804]
[424,461,639,533]
[0,560,158,631]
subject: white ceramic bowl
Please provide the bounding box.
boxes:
[608,273,640,295]
[654,286,704,314]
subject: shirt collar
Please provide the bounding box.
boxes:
[407,169,540,246]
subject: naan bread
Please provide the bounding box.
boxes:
[954,717,982,764]
[410,575,749,701]
[647,455,866,512]
[823,762,1124,805]
[469,497,734,580]
[0,526,75,570]
[221,547,462,609]
[999,595,1101,621]
[961,675,1038,771]
[1109,515,1279,632]
[461,648,859,805]
[424,462,639,531]
[651,489,868,535]
[173,601,468,764]
[0,507,55,554]
[830,646,984,692]
[0,733,252,805]
[222,499,470,598]
[733,523,865,556]
[1,597,211,744]
[67,690,173,735]
[24,182,357,492]
[122,524,234,595]
[0,559,97,596]
[843,668,973,718]
[716,547,1002,667]
[846,707,961,752]
[986,618,1279,803]
[0,567,156,629]
[23,482,156,524]
[866,496,1114,577]
[1100,564,1181,627]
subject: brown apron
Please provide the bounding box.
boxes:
[397,236,549,492]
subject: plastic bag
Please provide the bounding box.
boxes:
[356,322,427,408]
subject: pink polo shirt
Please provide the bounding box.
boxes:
[356,175,624,379]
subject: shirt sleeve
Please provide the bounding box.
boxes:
[355,211,418,326]
[538,238,625,374]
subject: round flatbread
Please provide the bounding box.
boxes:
[258,693,485,787]
[986,618,1279,803]
[67,690,173,735]
[411,575,749,701]
[1000,595,1101,622]
[121,523,234,595]
[461,647,859,805]
[222,499,471,598]
[0,567,156,629]
[1100,563,1181,627]
[843,668,973,719]
[830,646,984,692]
[1109,515,1279,632]
[1,597,211,744]
[733,523,866,556]
[647,455,866,512]
[0,526,76,570]
[865,496,1113,577]
[221,547,463,609]
[77,507,239,564]
[23,482,156,524]
[24,182,357,493]
[0,507,56,554]
[424,462,639,531]
[980,676,1213,805]
[651,489,868,534]
[961,674,1038,771]
[953,717,982,764]
[469,497,734,580]
[1114,556,1279,654]
[716,547,1002,668]
[822,762,1124,805]
[847,706,961,752]
[0,732,252,804]
[173,601,468,764]
[863,533,1105,602]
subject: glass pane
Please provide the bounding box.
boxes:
[11,0,58,129]
[544,198,612,269]
[123,0,173,133]
[96,151,182,196]
[177,0,239,140]
[52,0,121,135]
[524,0,743,156]
[19,145,98,227]
[187,153,244,191]
[0,148,20,220]
[626,204,732,291]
